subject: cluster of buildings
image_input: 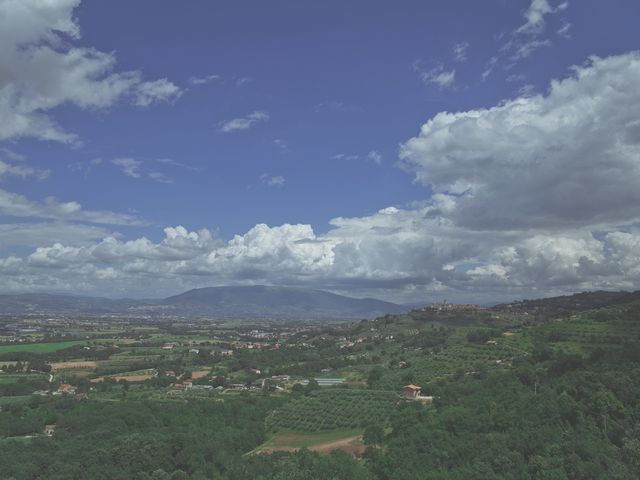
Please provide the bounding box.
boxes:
[33,383,87,401]
[419,299,486,313]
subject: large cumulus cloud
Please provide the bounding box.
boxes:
[400,53,640,230]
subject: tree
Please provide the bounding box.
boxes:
[363,424,385,446]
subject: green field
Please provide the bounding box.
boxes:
[0,374,47,385]
[0,340,91,354]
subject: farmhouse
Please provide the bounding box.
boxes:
[44,424,56,436]
[228,383,247,390]
[212,347,234,356]
[403,384,422,398]
[402,384,435,404]
[56,383,77,395]
[192,384,213,390]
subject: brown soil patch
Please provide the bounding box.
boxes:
[91,373,154,383]
[310,436,364,455]
[190,369,210,379]
[256,434,364,457]
[50,361,97,372]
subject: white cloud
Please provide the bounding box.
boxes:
[219,111,269,133]
[0,222,113,251]
[260,174,285,188]
[68,158,102,175]
[400,52,640,230]
[112,158,175,183]
[0,0,182,143]
[156,158,201,171]
[0,148,26,162]
[505,74,526,83]
[485,0,569,80]
[112,158,142,178]
[0,188,142,225]
[133,78,183,107]
[557,22,572,38]
[453,42,470,62]
[367,150,383,164]
[333,150,382,164]
[511,39,552,60]
[188,74,221,86]
[481,56,499,81]
[517,84,536,96]
[235,76,253,87]
[273,139,288,152]
[0,160,49,180]
[417,64,456,89]
[516,0,555,34]
[332,153,361,161]
[147,171,173,184]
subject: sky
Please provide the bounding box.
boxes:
[1,0,640,304]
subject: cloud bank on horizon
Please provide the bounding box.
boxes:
[1,0,639,303]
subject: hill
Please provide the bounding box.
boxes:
[492,290,640,317]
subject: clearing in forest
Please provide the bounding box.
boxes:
[251,429,365,457]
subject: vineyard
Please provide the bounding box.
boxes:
[372,340,518,390]
[266,389,399,432]
[522,303,640,354]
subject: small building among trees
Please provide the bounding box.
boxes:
[403,384,422,398]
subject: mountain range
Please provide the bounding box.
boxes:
[0,285,406,321]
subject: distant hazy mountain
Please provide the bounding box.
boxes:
[0,286,405,320]
[162,285,404,319]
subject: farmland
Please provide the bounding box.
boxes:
[266,389,399,432]
[0,340,94,354]
[253,429,365,456]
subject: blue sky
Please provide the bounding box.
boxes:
[1,0,640,303]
